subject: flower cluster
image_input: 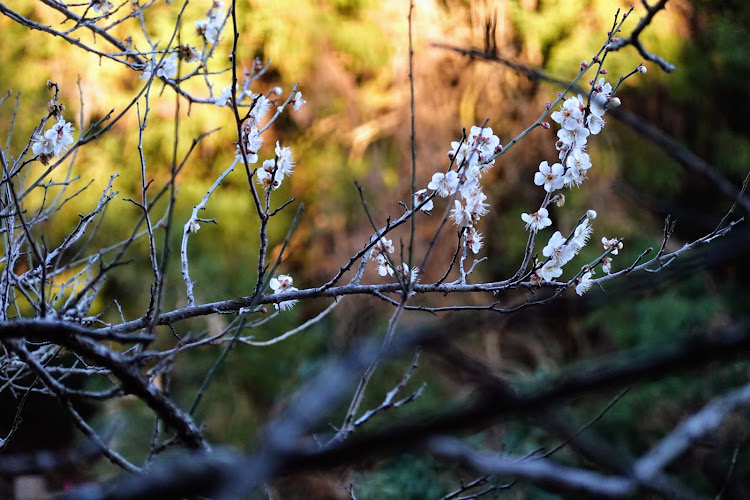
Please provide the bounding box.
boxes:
[417,125,501,258]
[536,211,596,283]
[32,118,75,163]
[256,142,295,190]
[195,1,226,45]
[269,274,298,311]
[369,237,396,277]
[140,53,178,81]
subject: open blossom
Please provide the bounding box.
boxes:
[269,274,298,311]
[543,231,575,267]
[248,95,271,127]
[534,161,565,192]
[376,255,394,277]
[602,237,623,255]
[292,92,306,111]
[576,270,595,296]
[428,171,459,197]
[413,189,433,212]
[557,125,590,148]
[601,256,612,274]
[195,3,225,44]
[450,200,473,228]
[256,159,284,190]
[32,119,75,158]
[571,218,593,250]
[235,125,263,164]
[551,96,583,131]
[371,237,394,259]
[275,141,295,177]
[140,53,178,81]
[215,85,233,107]
[586,113,605,134]
[465,227,483,254]
[521,207,552,231]
[449,125,501,171]
[589,77,613,117]
[539,260,563,282]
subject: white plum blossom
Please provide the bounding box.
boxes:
[140,53,178,81]
[465,227,483,254]
[428,171,459,197]
[602,237,623,255]
[32,119,75,158]
[571,218,593,250]
[534,161,565,193]
[413,189,434,212]
[543,231,575,267]
[590,78,613,116]
[370,237,395,277]
[576,270,595,296]
[292,92,306,111]
[269,274,298,311]
[551,96,583,131]
[521,208,552,231]
[235,125,263,164]
[450,200,473,228]
[274,141,295,177]
[586,113,605,134]
[248,95,271,127]
[539,260,563,282]
[215,85,233,107]
[557,125,590,148]
[449,125,501,171]
[396,263,420,285]
[256,159,284,190]
[601,256,612,274]
[195,3,225,44]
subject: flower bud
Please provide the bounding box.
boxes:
[600,68,608,74]
[541,121,550,129]
[609,97,621,107]
[271,86,283,96]
[545,102,552,109]
[552,194,565,207]
[580,60,588,70]
[586,210,597,220]
[637,64,647,74]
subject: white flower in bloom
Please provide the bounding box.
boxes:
[376,255,394,277]
[465,227,483,254]
[543,231,575,267]
[557,125,590,148]
[590,78,612,116]
[269,274,298,311]
[449,126,501,170]
[140,54,178,81]
[534,161,565,193]
[521,208,552,231]
[563,165,584,188]
[274,141,295,177]
[90,0,114,14]
[450,200,473,228]
[586,113,605,134]
[576,270,595,296]
[292,92,306,111]
[567,149,591,172]
[33,119,75,158]
[215,85,233,107]
[371,237,395,259]
[571,218,593,250]
[551,97,583,131]
[602,237,623,255]
[413,189,434,212]
[248,95,271,127]
[539,260,563,282]
[428,171,459,197]
[465,190,490,222]
[601,256,612,274]
[235,125,263,164]
[256,159,284,190]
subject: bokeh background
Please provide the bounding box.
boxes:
[1,0,749,498]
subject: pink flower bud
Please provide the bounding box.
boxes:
[580,60,588,70]
[541,121,550,129]
[545,102,552,109]
[637,65,647,74]
[600,68,608,74]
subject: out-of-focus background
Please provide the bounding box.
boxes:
[1,0,749,498]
